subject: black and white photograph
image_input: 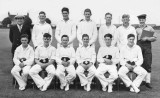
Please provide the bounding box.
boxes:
[0,0,160,97]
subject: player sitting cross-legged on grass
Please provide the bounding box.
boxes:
[76,34,96,92]
[118,34,147,93]
[29,33,56,91]
[95,33,119,93]
[56,35,76,91]
[11,34,34,91]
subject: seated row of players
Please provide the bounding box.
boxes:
[11,33,147,93]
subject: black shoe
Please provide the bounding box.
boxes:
[145,83,152,89]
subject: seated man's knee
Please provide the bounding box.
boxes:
[114,74,118,80]
[71,72,76,78]
[118,70,125,77]
[55,70,62,76]
[141,69,147,76]
[95,71,101,77]
[135,67,147,76]
[76,68,82,74]
[110,72,118,80]
[23,70,29,76]
[11,69,16,75]
[29,69,36,76]
[49,70,56,76]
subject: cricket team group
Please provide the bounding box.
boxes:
[9,7,157,93]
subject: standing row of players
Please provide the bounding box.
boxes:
[9,7,157,93]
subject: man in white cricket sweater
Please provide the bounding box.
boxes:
[114,14,137,49]
[32,11,52,48]
[77,8,97,48]
[96,33,119,92]
[76,34,96,92]
[29,33,56,91]
[118,34,147,93]
[11,34,34,91]
[55,7,76,47]
[56,35,76,91]
[99,13,117,47]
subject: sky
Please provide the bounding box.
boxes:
[0,0,160,25]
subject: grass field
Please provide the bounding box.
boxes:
[0,29,160,98]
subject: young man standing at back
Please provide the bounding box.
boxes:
[55,7,76,47]
[99,13,117,47]
[114,14,137,49]
[32,11,52,48]
[77,8,97,48]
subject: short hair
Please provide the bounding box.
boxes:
[82,34,89,39]
[84,8,92,15]
[43,33,51,38]
[127,34,135,39]
[105,12,112,17]
[20,34,29,39]
[61,7,69,13]
[61,35,69,40]
[39,11,46,15]
[104,33,112,39]
[122,14,130,18]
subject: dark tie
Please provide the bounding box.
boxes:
[19,25,22,32]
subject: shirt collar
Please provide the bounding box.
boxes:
[84,19,92,22]
[61,19,71,22]
[20,44,30,50]
[126,44,136,50]
[82,45,90,49]
[60,44,70,48]
[122,24,131,29]
[139,24,147,29]
[38,22,47,25]
[105,23,112,28]
[104,45,113,48]
[42,44,51,49]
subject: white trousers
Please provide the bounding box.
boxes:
[29,64,55,88]
[56,64,76,86]
[76,65,96,86]
[95,63,118,87]
[118,66,147,87]
[11,65,31,88]
[143,73,151,83]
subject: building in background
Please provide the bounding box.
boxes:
[1,12,32,28]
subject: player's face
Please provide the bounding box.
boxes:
[21,37,28,46]
[122,17,130,25]
[43,37,51,45]
[104,37,112,46]
[16,18,24,25]
[39,14,46,22]
[84,12,91,21]
[82,36,89,45]
[105,14,112,23]
[139,18,146,25]
[128,37,135,46]
[62,11,69,20]
[61,37,69,47]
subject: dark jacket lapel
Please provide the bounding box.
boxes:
[15,25,21,33]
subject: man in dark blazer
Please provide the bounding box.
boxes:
[9,15,31,55]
